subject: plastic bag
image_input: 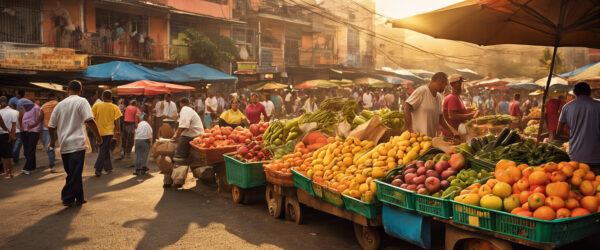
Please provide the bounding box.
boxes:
[348,116,389,143]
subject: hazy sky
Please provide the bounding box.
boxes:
[375,0,463,19]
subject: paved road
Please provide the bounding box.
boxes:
[0,151,434,250]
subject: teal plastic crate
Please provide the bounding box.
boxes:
[415,193,453,219]
[224,155,266,189]
[375,180,416,211]
[342,195,382,219]
[451,200,495,231]
[322,186,344,207]
[291,168,314,196]
[495,210,600,244]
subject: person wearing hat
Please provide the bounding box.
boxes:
[442,74,478,137]
[557,82,600,172]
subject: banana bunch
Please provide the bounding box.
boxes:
[381,111,405,130]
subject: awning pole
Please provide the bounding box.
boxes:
[537,45,558,141]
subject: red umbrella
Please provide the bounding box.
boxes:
[117,80,195,95]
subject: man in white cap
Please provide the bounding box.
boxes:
[442,74,477,137]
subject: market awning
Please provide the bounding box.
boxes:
[354,77,395,88]
[82,61,237,83]
[560,62,600,78]
[567,62,600,83]
[534,75,572,91]
[247,81,288,91]
[294,80,339,89]
[117,80,195,96]
[30,82,66,92]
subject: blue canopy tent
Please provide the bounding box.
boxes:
[82,61,237,83]
[173,64,238,83]
[560,62,600,78]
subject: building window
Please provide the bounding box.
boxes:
[0,0,42,44]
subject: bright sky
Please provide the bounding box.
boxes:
[375,0,463,19]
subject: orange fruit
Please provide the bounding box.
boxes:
[550,171,567,182]
[570,175,583,186]
[522,167,534,178]
[511,207,527,214]
[545,196,565,211]
[584,171,596,181]
[580,180,596,196]
[565,198,580,210]
[580,196,599,213]
[516,179,529,191]
[478,185,492,197]
[546,181,569,199]
[486,179,499,188]
[529,171,549,185]
[533,206,556,220]
[522,202,530,210]
[574,169,587,178]
[559,164,574,177]
[528,192,546,210]
[556,208,571,218]
[571,207,590,217]
[579,163,590,172]
[543,162,558,172]
[519,191,531,204]
[516,210,533,217]
[568,161,579,169]
[517,164,529,171]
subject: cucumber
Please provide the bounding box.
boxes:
[501,130,521,146]
[470,138,481,152]
[494,128,511,148]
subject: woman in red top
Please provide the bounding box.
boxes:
[123,100,140,158]
[245,93,267,124]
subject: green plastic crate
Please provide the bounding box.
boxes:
[312,182,324,198]
[322,186,344,207]
[495,210,600,244]
[451,200,495,231]
[291,168,315,196]
[467,157,496,172]
[415,193,453,219]
[374,180,416,211]
[224,155,266,189]
[342,195,382,219]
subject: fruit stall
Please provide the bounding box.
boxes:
[187,100,600,250]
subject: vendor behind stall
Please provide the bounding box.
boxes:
[171,98,204,160]
[219,99,248,128]
[557,82,600,171]
[404,72,459,138]
[442,74,477,137]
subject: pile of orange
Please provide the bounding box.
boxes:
[497,160,599,220]
[265,142,313,175]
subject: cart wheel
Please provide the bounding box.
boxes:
[232,186,245,204]
[353,223,381,250]
[266,184,284,218]
[285,197,302,224]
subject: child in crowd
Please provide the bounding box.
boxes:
[134,114,152,175]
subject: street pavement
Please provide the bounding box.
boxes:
[0,151,430,250]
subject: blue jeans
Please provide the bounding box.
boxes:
[41,128,55,167]
[135,139,150,170]
[13,132,22,163]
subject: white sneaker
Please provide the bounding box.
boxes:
[22,170,31,175]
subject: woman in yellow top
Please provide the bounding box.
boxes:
[219,99,248,128]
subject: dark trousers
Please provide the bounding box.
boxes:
[123,122,135,154]
[23,132,40,171]
[94,135,113,172]
[62,150,86,203]
[135,139,150,170]
[174,136,194,159]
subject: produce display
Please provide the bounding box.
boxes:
[234,139,271,162]
[466,115,516,127]
[264,133,332,176]
[191,126,252,149]
[525,107,541,119]
[477,139,570,166]
[352,108,405,131]
[262,119,301,146]
[295,131,432,202]
[454,160,600,220]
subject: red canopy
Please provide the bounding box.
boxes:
[117,80,195,96]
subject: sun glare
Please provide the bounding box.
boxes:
[375,0,464,19]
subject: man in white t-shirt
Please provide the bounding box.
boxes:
[155,93,178,129]
[49,80,102,207]
[260,94,274,120]
[362,90,373,110]
[0,96,18,178]
[205,93,218,128]
[172,97,204,159]
[404,72,458,138]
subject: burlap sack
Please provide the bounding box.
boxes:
[157,155,174,173]
[155,140,176,156]
[348,116,390,143]
[171,165,189,185]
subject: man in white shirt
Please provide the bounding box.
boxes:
[172,97,204,160]
[49,80,102,207]
[260,94,274,120]
[362,90,373,110]
[155,93,178,129]
[134,114,152,175]
[404,72,458,138]
[205,93,218,128]
[217,93,226,114]
[0,96,17,178]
